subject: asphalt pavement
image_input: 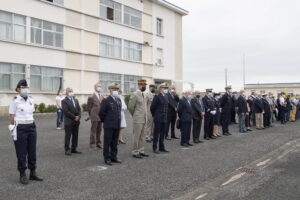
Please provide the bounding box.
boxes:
[0,112,299,200]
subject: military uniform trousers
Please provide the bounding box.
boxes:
[145,116,154,140]
[180,121,192,145]
[103,128,120,161]
[132,123,146,155]
[204,113,214,138]
[90,121,102,145]
[221,111,231,134]
[14,123,37,172]
[153,121,166,151]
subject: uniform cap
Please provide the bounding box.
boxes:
[225,85,232,90]
[108,83,120,89]
[137,79,147,85]
[159,83,169,89]
[206,88,213,92]
[149,84,157,88]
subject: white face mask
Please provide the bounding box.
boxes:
[20,88,29,96]
[59,92,64,96]
[112,91,119,97]
[171,89,175,93]
[96,87,102,92]
[68,93,74,97]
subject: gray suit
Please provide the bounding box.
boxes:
[128,90,147,155]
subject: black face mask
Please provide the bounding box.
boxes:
[196,95,200,98]
[150,89,156,94]
[141,86,146,92]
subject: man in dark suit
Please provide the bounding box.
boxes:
[150,83,169,153]
[165,85,179,140]
[99,83,122,166]
[178,90,193,147]
[262,94,271,128]
[220,86,233,136]
[202,89,217,140]
[237,90,248,133]
[191,90,205,143]
[99,84,122,165]
[62,87,81,156]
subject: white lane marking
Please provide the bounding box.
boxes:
[195,193,208,200]
[221,172,245,186]
[256,158,271,167]
[181,148,190,150]
[87,166,108,172]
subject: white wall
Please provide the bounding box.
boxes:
[100,57,143,76]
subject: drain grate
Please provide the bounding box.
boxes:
[239,167,260,174]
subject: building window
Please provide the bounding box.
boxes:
[30,66,63,92]
[260,90,265,94]
[31,18,64,48]
[0,11,26,42]
[124,40,142,62]
[156,48,163,66]
[100,0,121,23]
[156,18,163,35]
[100,34,122,58]
[45,0,64,5]
[0,63,25,90]
[124,75,141,94]
[99,72,121,92]
[124,6,142,29]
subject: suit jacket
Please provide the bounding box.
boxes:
[262,98,271,113]
[150,93,168,123]
[191,97,204,120]
[237,95,248,114]
[220,92,232,113]
[128,90,147,124]
[87,93,103,121]
[254,98,264,113]
[145,92,155,120]
[99,96,121,130]
[167,92,179,116]
[62,97,81,126]
[178,96,193,122]
[202,95,216,114]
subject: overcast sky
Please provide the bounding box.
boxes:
[170,0,300,92]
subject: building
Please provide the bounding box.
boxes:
[244,83,300,96]
[0,0,188,116]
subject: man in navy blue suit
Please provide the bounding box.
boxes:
[150,83,169,153]
[178,90,193,147]
[165,85,180,140]
[202,89,217,140]
[220,85,233,136]
[99,83,122,166]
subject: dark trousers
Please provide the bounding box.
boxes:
[103,128,119,161]
[90,121,102,145]
[64,123,79,151]
[192,118,202,141]
[221,111,230,134]
[153,121,166,150]
[56,108,64,128]
[263,113,271,127]
[165,113,177,138]
[180,121,191,145]
[204,113,214,138]
[245,114,250,127]
[14,123,37,172]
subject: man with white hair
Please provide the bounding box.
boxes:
[178,89,193,147]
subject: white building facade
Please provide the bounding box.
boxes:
[0,0,188,116]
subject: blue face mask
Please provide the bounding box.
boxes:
[68,93,75,97]
[112,91,119,97]
[96,87,102,92]
[163,89,168,94]
[20,88,29,96]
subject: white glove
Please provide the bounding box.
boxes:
[210,110,216,115]
[8,124,17,141]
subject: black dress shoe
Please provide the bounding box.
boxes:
[65,150,71,156]
[193,140,199,144]
[71,150,82,154]
[133,154,143,158]
[139,153,149,157]
[171,136,180,139]
[182,143,189,147]
[187,143,193,146]
[198,140,204,143]
[247,129,252,131]
[105,160,112,166]
[226,132,232,135]
[165,137,171,140]
[96,144,103,149]
[153,149,160,154]
[209,136,216,139]
[111,159,122,163]
[204,138,210,140]
[20,172,29,185]
[159,149,169,153]
[29,170,43,181]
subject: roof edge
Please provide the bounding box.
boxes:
[155,0,189,16]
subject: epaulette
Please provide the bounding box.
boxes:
[13,96,17,99]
